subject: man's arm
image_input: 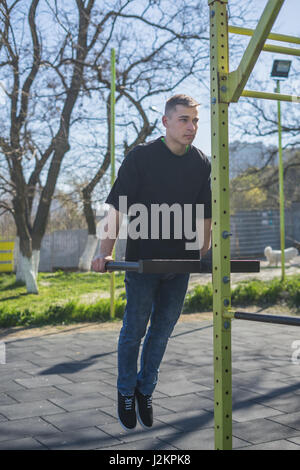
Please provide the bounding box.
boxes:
[200,218,212,258]
[91,205,123,273]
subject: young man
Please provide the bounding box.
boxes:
[92,94,212,431]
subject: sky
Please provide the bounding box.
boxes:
[152,0,300,156]
[1,0,298,176]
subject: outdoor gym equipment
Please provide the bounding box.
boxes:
[208,0,300,450]
[106,256,300,450]
[106,0,300,451]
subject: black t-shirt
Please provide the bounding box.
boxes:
[105,137,212,261]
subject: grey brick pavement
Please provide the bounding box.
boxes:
[0,317,300,450]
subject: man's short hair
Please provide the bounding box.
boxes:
[164,94,200,117]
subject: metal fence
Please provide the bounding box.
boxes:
[38,229,88,272]
[38,229,126,272]
[230,203,300,258]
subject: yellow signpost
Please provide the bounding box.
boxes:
[0,240,15,273]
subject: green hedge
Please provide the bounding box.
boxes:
[0,275,299,328]
[0,297,126,328]
[183,275,300,313]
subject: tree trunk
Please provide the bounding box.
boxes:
[14,237,24,283]
[15,239,40,294]
[78,234,98,271]
[15,238,39,293]
[78,189,98,271]
[13,195,39,293]
[14,226,41,293]
[18,251,39,294]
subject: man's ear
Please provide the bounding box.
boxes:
[162,115,168,128]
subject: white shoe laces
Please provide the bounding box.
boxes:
[146,396,152,409]
[124,396,134,411]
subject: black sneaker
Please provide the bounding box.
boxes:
[135,388,153,428]
[117,392,136,431]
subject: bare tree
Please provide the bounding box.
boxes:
[0,0,261,287]
[232,96,300,149]
[0,0,136,292]
[0,0,213,288]
[230,59,300,146]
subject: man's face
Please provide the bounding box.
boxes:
[163,105,199,146]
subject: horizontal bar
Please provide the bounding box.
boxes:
[241,89,300,103]
[263,44,300,57]
[105,261,139,272]
[105,259,260,274]
[234,311,300,327]
[229,25,300,45]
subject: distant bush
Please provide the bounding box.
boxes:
[183,275,300,314]
[183,284,213,313]
[231,276,300,309]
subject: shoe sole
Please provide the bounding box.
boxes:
[135,397,153,429]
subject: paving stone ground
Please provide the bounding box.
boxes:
[0,315,300,450]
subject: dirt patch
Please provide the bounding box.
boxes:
[79,288,124,303]
[0,320,123,342]
[0,312,215,342]
[1,305,298,342]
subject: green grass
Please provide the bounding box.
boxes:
[0,272,299,328]
[0,271,126,327]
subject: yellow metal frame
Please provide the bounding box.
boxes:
[209,0,232,451]
[228,25,300,45]
[208,0,299,450]
[241,89,300,102]
[224,0,285,103]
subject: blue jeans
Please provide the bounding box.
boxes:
[117,271,190,396]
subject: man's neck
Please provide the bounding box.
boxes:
[162,136,189,156]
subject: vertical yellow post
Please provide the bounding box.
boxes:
[275,80,285,281]
[208,0,232,450]
[110,48,116,319]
